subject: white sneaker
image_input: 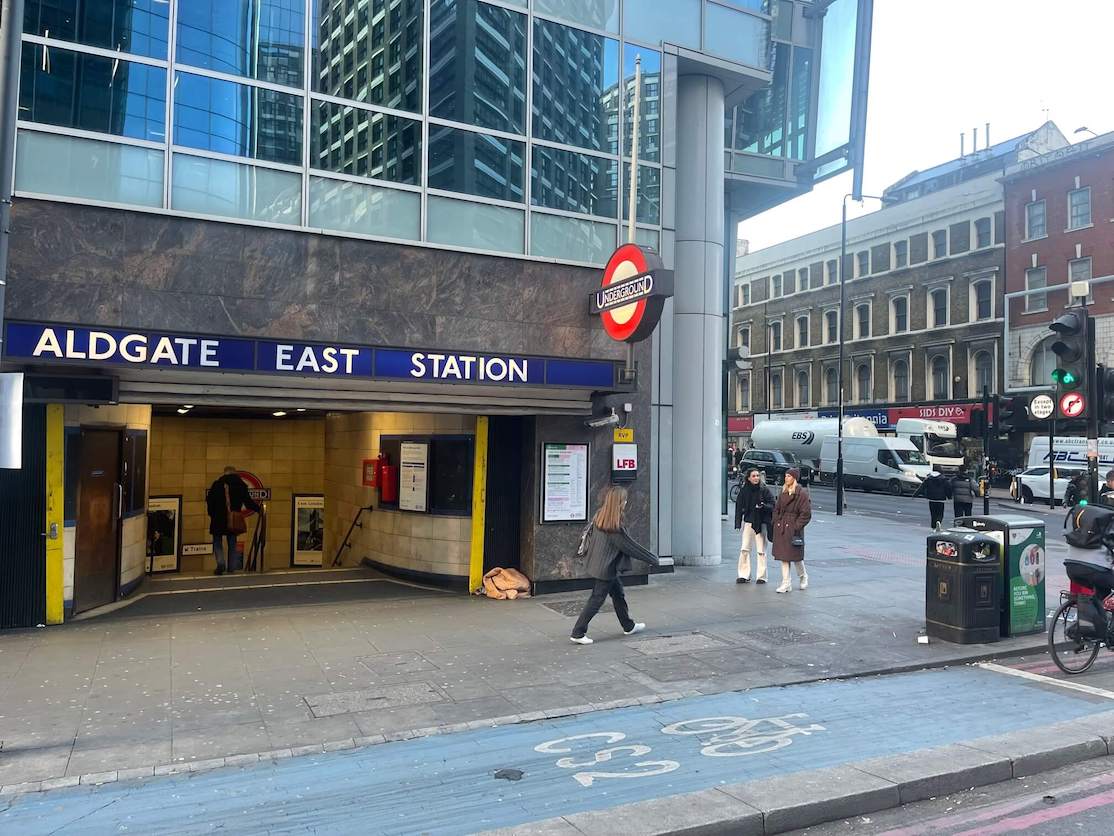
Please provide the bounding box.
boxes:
[624,622,646,636]
[569,635,593,645]
[776,582,792,594]
[799,573,809,590]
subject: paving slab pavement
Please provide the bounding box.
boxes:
[0,508,1060,791]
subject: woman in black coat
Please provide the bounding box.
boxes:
[734,468,774,584]
[570,486,660,645]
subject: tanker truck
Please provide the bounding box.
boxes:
[750,417,879,471]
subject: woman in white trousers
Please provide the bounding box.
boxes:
[734,468,774,584]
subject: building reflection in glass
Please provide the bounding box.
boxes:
[177,0,305,87]
[22,0,170,59]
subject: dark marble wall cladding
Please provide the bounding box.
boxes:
[6,201,627,362]
[521,340,653,584]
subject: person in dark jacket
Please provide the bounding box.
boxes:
[734,468,774,584]
[914,471,952,530]
[571,486,660,645]
[206,466,261,575]
[951,469,976,520]
[772,468,812,593]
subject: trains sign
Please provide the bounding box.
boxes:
[592,244,673,343]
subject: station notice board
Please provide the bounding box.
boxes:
[542,442,589,523]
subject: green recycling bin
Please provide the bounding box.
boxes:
[955,514,1046,637]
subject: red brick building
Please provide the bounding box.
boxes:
[1003,132,1114,391]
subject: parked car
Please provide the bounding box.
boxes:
[737,449,813,487]
[1009,466,1084,505]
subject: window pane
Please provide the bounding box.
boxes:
[634,226,659,251]
[975,218,992,248]
[730,42,788,156]
[430,438,473,514]
[530,212,615,265]
[894,241,907,267]
[1026,201,1046,238]
[623,0,699,48]
[23,0,170,59]
[16,129,164,207]
[531,145,616,218]
[172,153,301,224]
[534,0,619,32]
[429,0,527,134]
[813,0,856,158]
[532,18,618,154]
[427,194,524,253]
[310,100,420,185]
[1070,258,1092,282]
[976,282,992,319]
[704,2,769,69]
[1025,267,1047,312]
[19,44,166,142]
[621,163,661,225]
[174,71,302,165]
[177,0,305,87]
[622,46,660,162]
[1069,188,1091,229]
[310,0,423,112]
[309,176,419,240]
[429,125,524,202]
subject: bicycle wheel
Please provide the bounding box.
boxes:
[1048,600,1101,675]
[729,482,741,503]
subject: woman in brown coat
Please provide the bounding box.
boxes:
[772,467,812,593]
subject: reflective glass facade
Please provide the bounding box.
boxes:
[15,0,780,262]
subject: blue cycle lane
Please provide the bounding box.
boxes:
[2,666,1109,835]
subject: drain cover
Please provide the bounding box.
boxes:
[542,600,612,618]
[494,769,524,781]
[741,626,827,644]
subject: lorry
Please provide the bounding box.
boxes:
[893,418,965,473]
[819,436,931,495]
[750,417,878,470]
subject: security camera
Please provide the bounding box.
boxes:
[584,408,621,429]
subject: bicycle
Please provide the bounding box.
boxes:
[1047,591,1104,674]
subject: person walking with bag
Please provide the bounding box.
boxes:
[734,468,773,584]
[914,471,951,530]
[570,486,660,645]
[205,466,261,575]
[951,468,976,520]
[772,468,811,593]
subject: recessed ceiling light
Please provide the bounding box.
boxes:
[182,405,194,409]
[296,408,307,412]
[272,411,287,417]
[176,408,190,415]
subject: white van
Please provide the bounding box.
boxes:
[820,436,932,495]
[1027,436,1114,471]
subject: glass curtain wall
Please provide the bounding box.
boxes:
[13,0,694,264]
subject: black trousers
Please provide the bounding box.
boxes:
[953,501,973,519]
[929,501,946,528]
[571,577,635,639]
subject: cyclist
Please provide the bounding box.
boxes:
[1064,505,1114,635]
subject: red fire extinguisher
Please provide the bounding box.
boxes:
[379,463,398,503]
[373,452,389,490]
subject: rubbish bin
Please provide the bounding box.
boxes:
[926,529,1002,644]
[955,514,1046,637]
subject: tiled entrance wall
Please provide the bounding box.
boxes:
[149,416,324,572]
[325,412,474,584]
[62,404,152,609]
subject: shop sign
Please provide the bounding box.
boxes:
[727,416,754,434]
[593,244,673,343]
[888,404,980,424]
[818,408,892,429]
[3,323,621,390]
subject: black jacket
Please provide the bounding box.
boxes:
[583,526,659,580]
[206,473,262,535]
[916,474,952,502]
[734,481,774,532]
[951,475,976,503]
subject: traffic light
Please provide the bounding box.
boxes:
[997,395,1027,433]
[1049,307,1090,420]
[1101,365,1114,425]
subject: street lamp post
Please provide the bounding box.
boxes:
[836,192,890,516]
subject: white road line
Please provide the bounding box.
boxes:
[978,661,1114,700]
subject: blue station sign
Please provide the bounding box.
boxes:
[3,322,621,390]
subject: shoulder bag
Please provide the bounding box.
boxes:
[225,483,248,536]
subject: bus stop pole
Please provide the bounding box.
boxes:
[1049,417,1055,510]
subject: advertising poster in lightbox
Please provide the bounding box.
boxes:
[399,441,430,512]
[146,495,181,573]
[291,494,325,566]
[542,442,589,523]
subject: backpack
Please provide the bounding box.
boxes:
[1065,505,1114,549]
[576,523,594,557]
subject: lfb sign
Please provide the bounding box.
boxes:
[612,443,638,483]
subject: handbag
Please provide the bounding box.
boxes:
[225,483,247,536]
[791,533,804,548]
[576,523,594,557]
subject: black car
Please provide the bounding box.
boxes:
[736,449,813,488]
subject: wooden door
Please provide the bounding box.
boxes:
[74,429,121,613]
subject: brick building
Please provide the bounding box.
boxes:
[729,123,1068,447]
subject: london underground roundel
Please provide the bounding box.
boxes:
[592,243,673,344]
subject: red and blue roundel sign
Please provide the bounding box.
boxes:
[592,244,673,344]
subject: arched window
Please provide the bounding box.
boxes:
[931,355,949,399]
[1030,338,1055,386]
[974,351,993,394]
[825,367,838,404]
[892,359,909,402]
[771,372,783,408]
[769,321,782,352]
[856,363,871,403]
[797,370,809,406]
[796,316,809,347]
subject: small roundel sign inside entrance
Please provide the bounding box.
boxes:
[592,243,673,344]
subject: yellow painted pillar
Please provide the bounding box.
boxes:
[44,404,65,624]
[468,417,489,593]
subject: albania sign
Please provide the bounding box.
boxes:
[591,243,673,343]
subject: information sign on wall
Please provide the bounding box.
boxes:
[542,443,590,523]
[399,442,430,512]
[291,494,325,566]
[146,496,181,573]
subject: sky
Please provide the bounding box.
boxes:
[739,0,1114,254]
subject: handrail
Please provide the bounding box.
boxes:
[246,504,267,572]
[333,505,374,567]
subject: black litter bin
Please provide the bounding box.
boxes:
[926,529,1001,644]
